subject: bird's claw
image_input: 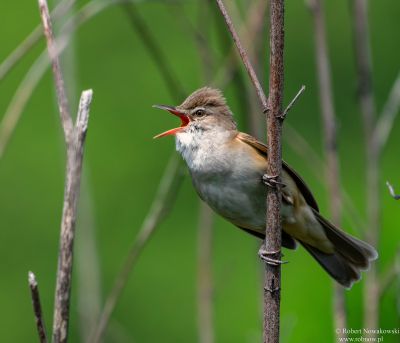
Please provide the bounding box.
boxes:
[262,174,286,188]
[258,247,288,266]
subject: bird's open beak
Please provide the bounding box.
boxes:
[152,104,190,138]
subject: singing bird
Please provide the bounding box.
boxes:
[153,87,377,288]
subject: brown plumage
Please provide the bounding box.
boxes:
[236,132,377,287]
[154,87,378,288]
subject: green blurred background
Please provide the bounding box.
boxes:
[1,0,399,342]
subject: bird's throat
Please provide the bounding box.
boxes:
[175,126,236,172]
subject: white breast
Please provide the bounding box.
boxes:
[175,126,232,172]
[175,127,267,229]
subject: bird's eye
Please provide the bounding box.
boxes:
[194,109,205,117]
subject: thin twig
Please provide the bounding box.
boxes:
[89,155,184,343]
[206,0,268,140]
[352,0,376,139]
[0,0,75,82]
[351,0,379,336]
[196,0,215,83]
[28,272,48,343]
[52,89,93,343]
[214,1,284,341]
[0,50,51,159]
[76,176,103,342]
[386,181,400,200]
[308,0,346,340]
[215,0,268,111]
[88,5,190,340]
[60,1,102,340]
[379,251,400,296]
[39,3,93,343]
[39,6,94,343]
[121,3,186,100]
[38,0,74,143]
[197,202,215,343]
[284,124,365,235]
[264,1,285,342]
[226,0,268,139]
[242,0,269,139]
[195,3,215,342]
[374,71,400,152]
[279,85,305,120]
[0,0,128,160]
[169,1,214,84]
[248,0,268,80]
[212,0,268,91]
[284,126,324,179]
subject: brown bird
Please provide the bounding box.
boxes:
[153,87,378,288]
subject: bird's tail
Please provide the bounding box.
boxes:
[300,210,378,289]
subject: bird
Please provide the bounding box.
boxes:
[153,86,378,288]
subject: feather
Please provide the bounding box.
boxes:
[236,132,320,211]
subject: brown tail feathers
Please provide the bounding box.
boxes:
[236,211,377,288]
[300,209,378,288]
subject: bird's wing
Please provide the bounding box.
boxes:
[236,132,320,212]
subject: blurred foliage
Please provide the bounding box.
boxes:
[0,0,399,342]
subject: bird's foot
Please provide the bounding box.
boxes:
[258,247,288,266]
[262,174,286,188]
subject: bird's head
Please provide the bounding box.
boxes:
[153,87,237,138]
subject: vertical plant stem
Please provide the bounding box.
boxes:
[308,0,346,340]
[0,0,129,160]
[38,1,94,343]
[215,0,268,111]
[0,0,75,82]
[351,0,379,336]
[264,1,285,342]
[121,3,186,100]
[38,0,74,144]
[242,0,269,139]
[52,89,93,343]
[76,176,102,342]
[195,0,215,84]
[197,202,215,343]
[214,1,287,341]
[28,272,49,343]
[386,182,400,200]
[374,71,400,151]
[89,155,184,343]
[196,3,215,342]
[88,5,189,340]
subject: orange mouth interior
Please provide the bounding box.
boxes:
[153,105,189,138]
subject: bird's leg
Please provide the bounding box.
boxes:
[258,246,288,266]
[262,173,286,188]
[261,174,286,266]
